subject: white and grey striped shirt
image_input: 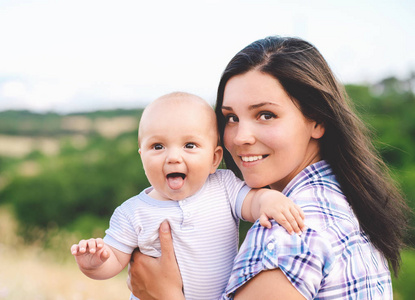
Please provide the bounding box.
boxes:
[104,169,251,300]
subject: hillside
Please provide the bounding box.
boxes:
[0,80,415,298]
[0,109,143,158]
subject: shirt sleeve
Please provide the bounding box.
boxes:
[217,169,251,220]
[103,205,138,254]
[223,221,335,300]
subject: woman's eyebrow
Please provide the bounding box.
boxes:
[249,102,278,110]
[222,102,279,111]
[221,106,233,111]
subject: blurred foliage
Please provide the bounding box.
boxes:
[0,74,414,298]
[0,110,62,136]
[392,250,415,300]
[0,74,414,248]
[0,113,149,239]
[345,75,415,245]
[0,109,142,136]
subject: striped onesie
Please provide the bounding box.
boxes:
[104,169,251,300]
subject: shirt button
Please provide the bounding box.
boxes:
[267,243,275,251]
[185,212,191,217]
[182,225,194,230]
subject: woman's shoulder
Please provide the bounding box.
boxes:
[294,185,356,229]
[284,161,357,231]
[227,164,390,299]
[226,220,337,299]
[284,160,342,197]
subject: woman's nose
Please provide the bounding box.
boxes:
[233,122,255,145]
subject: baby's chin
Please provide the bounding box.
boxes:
[166,184,206,201]
[166,189,196,201]
[148,186,188,201]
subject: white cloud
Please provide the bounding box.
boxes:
[1,81,28,99]
[0,78,78,111]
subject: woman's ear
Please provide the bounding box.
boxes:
[311,122,325,139]
[210,146,224,174]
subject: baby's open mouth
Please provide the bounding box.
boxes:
[167,173,186,179]
[166,173,186,190]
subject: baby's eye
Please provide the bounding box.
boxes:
[259,112,276,121]
[185,143,197,149]
[225,114,239,123]
[153,144,164,150]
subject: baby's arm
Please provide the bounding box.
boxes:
[242,189,305,235]
[71,238,131,280]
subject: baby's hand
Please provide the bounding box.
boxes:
[259,194,305,235]
[70,238,110,269]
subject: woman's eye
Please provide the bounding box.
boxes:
[259,112,276,121]
[185,143,197,149]
[225,115,239,123]
[153,144,164,150]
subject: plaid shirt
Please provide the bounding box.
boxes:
[222,160,392,299]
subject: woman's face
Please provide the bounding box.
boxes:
[221,70,325,191]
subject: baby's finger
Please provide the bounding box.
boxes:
[95,238,104,248]
[295,204,305,220]
[276,214,294,234]
[77,240,88,253]
[259,214,272,229]
[87,239,98,254]
[71,244,80,255]
[292,208,305,231]
[100,248,110,262]
[285,211,302,235]
[297,218,305,232]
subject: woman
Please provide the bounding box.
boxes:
[128,36,408,299]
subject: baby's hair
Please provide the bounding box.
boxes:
[139,91,219,146]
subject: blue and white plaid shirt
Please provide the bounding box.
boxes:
[222,160,392,299]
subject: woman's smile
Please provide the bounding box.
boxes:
[222,70,324,191]
[240,155,267,162]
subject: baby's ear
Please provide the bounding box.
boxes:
[138,148,141,155]
[210,146,224,173]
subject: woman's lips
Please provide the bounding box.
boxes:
[240,155,268,162]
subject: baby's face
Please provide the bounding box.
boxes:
[139,98,222,201]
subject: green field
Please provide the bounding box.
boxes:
[0,76,414,298]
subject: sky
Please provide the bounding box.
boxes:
[0,0,414,113]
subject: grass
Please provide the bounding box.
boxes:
[0,245,130,299]
[0,207,130,300]
[392,249,415,300]
[0,206,414,299]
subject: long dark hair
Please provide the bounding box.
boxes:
[215,36,408,276]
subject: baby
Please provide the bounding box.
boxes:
[71,92,304,299]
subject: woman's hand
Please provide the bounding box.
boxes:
[127,221,184,300]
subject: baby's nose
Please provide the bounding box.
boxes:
[166,148,183,163]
